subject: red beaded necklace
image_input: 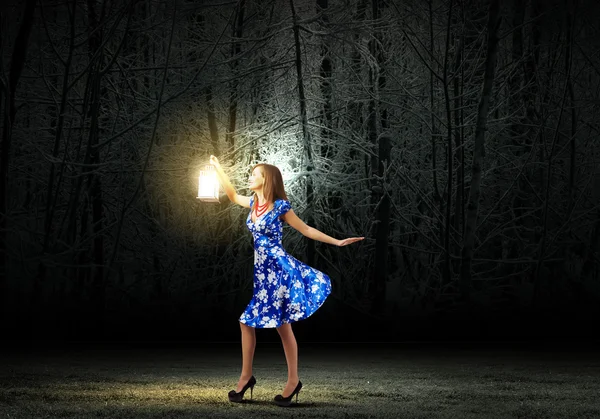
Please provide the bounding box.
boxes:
[254,199,270,218]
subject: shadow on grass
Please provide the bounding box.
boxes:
[231,399,323,407]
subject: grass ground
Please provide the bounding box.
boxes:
[1,341,599,418]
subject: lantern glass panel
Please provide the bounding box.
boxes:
[197,165,219,202]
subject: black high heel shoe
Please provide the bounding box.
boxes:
[274,381,302,407]
[228,376,256,403]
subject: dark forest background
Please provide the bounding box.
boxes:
[1,0,599,342]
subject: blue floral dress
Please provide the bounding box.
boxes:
[239,198,332,328]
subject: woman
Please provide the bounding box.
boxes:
[210,155,363,407]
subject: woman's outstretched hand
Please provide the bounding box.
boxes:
[209,155,221,168]
[337,237,365,246]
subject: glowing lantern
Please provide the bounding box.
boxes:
[197,164,220,202]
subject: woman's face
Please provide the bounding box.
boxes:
[248,167,264,191]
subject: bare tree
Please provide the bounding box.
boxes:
[290,0,316,265]
[225,0,246,162]
[3,0,600,337]
[460,0,501,300]
[0,0,36,311]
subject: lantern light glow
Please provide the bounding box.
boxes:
[197,164,220,202]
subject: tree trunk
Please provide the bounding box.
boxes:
[580,209,600,283]
[349,0,368,165]
[226,0,246,162]
[460,0,501,301]
[0,0,36,313]
[38,0,77,290]
[564,0,576,215]
[290,0,315,266]
[428,0,441,206]
[442,0,454,285]
[367,0,390,313]
[86,0,107,328]
[317,0,333,160]
[206,87,220,156]
[452,8,464,243]
[533,0,574,305]
[373,135,391,312]
[317,0,343,223]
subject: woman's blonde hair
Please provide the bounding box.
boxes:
[251,163,288,209]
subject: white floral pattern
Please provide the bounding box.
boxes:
[238,199,332,328]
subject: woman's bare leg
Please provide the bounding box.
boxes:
[276,322,300,397]
[236,322,256,392]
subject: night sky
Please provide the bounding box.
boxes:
[2,0,600,345]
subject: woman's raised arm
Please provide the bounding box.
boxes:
[210,155,251,208]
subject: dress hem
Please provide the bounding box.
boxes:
[238,292,329,329]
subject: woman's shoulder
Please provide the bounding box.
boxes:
[276,199,291,214]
